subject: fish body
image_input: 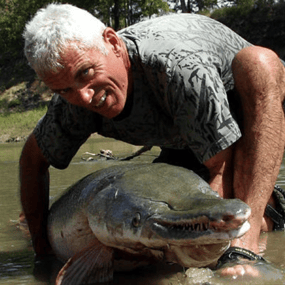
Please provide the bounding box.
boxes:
[48,163,250,284]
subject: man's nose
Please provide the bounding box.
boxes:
[77,87,94,105]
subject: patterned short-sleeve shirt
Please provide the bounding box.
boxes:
[34,14,252,169]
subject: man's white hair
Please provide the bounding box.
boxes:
[23,3,107,77]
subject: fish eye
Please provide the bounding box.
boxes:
[132,212,141,227]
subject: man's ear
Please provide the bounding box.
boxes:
[102,27,122,56]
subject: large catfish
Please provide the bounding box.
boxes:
[48,163,250,285]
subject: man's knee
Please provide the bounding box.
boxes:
[233,46,281,74]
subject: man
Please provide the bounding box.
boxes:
[21,3,285,277]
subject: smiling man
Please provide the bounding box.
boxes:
[20,3,285,278]
[42,31,132,119]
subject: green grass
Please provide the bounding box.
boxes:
[0,105,47,139]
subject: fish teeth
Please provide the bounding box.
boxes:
[167,219,213,232]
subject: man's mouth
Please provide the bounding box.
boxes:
[95,92,107,108]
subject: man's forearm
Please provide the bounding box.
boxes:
[20,168,50,254]
[19,134,51,255]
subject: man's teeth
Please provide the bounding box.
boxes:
[95,93,107,107]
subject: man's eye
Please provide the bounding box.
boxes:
[83,68,89,75]
[82,68,95,78]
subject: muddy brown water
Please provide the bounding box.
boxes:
[1,136,285,284]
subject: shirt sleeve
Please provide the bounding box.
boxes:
[168,54,241,162]
[33,94,99,169]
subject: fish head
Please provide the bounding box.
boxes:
[87,164,251,267]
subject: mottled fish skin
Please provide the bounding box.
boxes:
[49,163,251,284]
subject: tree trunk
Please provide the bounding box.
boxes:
[114,0,120,30]
[181,0,188,12]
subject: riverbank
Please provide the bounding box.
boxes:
[0,77,52,143]
[0,105,48,143]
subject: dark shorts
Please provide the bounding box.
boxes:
[153,148,210,182]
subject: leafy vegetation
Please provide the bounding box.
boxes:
[178,0,218,13]
[211,0,285,59]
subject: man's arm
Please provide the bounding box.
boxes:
[19,133,51,256]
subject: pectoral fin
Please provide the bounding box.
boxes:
[55,241,114,285]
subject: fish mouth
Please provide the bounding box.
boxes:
[149,208,251,243]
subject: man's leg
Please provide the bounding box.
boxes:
[203,146,234,199]
[206,46,285,276]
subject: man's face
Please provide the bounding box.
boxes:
[43,31,130,119]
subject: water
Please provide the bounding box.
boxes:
[1,136,285,285]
